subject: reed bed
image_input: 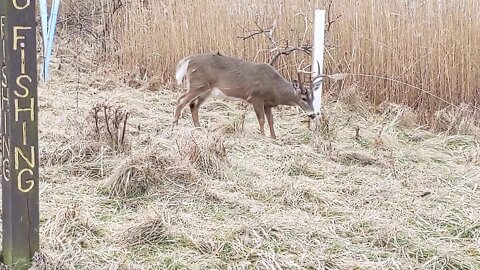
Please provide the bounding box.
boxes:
[60,0,480,121]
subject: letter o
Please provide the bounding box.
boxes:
[13,0,30,10]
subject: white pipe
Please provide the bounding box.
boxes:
[312,9,325,115]
[43,0,61,82]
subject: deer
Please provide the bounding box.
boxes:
[173,53,322,139]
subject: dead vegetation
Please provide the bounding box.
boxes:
[3,54,476,269]
[117,212,175,248]
[175,133,229,179]
[432,103,480,136]
[89,102,130,152]
[104,142,198,198]
[0,1,478,269]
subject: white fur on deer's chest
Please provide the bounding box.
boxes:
[210,88,243,102]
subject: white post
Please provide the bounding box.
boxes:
[39,0,48,57]
[312,9,326,116]
[41,0,61,82]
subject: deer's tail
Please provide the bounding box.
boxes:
[175,57,191,85]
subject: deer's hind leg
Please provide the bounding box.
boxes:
[189,94,208,127]
[173,87,209,126]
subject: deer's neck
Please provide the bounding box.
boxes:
[275,79,301,106]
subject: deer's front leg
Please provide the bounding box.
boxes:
[264,106,276,139]
[252,101,266,136]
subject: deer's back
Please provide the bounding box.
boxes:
[187,53,282,90]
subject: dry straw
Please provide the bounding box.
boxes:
[117,212,175,247]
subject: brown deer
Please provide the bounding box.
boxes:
[173,53,321,139]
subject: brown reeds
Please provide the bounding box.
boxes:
[61,0,480,122]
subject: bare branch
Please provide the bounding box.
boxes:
[269,45,312,66]
[238,18,313,67]
[237,22,274,40]
[326,0,343,32]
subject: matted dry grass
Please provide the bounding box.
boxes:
[1,43,479,270]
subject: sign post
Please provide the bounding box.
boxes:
[1,0,40,269]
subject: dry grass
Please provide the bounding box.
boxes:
[104,144,198,198]
[117,212,175,248]
[0,42,476,269]
[432,103,480,136]
[175,132,229,179]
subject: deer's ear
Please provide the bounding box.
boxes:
[292,80,299,89]
[292,80,301,93]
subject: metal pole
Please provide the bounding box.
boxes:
[43,0,60,82]
[1,0,40,269]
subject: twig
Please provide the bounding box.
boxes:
[104,105,114,145]
[120,112,129,146]
[237,23,273,40]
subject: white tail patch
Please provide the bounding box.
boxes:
[175,57,190,85]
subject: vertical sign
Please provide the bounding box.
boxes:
[0,4,10,268]
[1,0,40,269]
[0,0,12,267]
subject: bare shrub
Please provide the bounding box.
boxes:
[89,102,130,152]
[59,0,106,41]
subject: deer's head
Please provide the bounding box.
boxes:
[292,72,322,119]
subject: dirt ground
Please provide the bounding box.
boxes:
[0,45,479,270]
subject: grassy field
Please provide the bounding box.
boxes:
[0,39,477,269]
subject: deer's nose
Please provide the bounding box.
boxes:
[307,112,321,120]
